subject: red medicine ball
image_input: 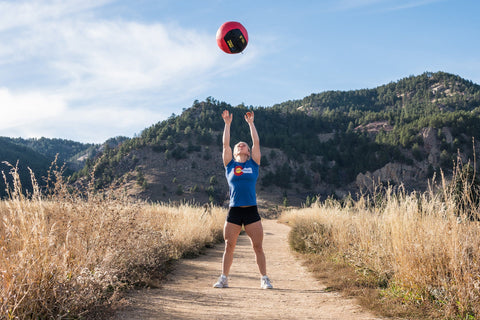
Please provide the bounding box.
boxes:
[216,21,248,54]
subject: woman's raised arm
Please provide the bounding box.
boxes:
[245,111,261,165]
[222,110,233,167]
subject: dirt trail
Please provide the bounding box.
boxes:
[113,220,385,320]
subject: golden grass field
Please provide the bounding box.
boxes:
[2,160,480,319]
[0,164,225,319]
[280,175,480,319]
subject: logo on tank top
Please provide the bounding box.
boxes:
[234,165,253,176]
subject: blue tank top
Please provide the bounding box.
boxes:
[225,158,259,207]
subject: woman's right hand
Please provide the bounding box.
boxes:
[222,110,233,125]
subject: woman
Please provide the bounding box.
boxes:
[213,110,273,289]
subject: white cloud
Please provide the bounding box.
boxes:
[0,87,169,142]
[0,15,223,98]
[0,0,258,142]
[0,0,113,32]
[0,87,66,129]
[40,105,170,143]
[51,20,220,98]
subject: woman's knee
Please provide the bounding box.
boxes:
[251,241,263,253]
[224,238,237,251]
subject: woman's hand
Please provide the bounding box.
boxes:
[222,110,233,125]
[244,111,254,124]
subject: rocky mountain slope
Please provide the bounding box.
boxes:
[73,72,480,207]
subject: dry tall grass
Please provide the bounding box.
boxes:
[281,180,480,319]
[0,163,225,319]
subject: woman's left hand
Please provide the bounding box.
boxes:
[244,111,254,124]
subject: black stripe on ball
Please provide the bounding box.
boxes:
[223,29,247,53]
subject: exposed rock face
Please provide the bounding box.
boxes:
[354,121,393,133]
[356,162,425,192]
[442,127,453,144]
[354,126,461,193]
[422,127,440,166]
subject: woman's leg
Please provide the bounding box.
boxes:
[222,221,242,276]
[244,220,266,276]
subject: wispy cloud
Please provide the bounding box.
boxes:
[0,0,256,142]
[0,0,113,32]
[49,20,219,100]
[0,87,66,129]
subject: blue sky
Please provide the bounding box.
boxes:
[0,0,479,143]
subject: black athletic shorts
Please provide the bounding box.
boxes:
[227,206,261,226]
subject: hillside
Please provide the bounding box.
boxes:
[0,136,118,198]
[9,137,98,170]
[0,137,53,198]
[74,71,480,207]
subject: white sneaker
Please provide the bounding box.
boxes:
[261,275,273,289]
[213,275,228,288]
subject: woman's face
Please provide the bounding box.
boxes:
[234,142,250,158]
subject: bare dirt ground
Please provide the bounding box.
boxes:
[112,219,385,320]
